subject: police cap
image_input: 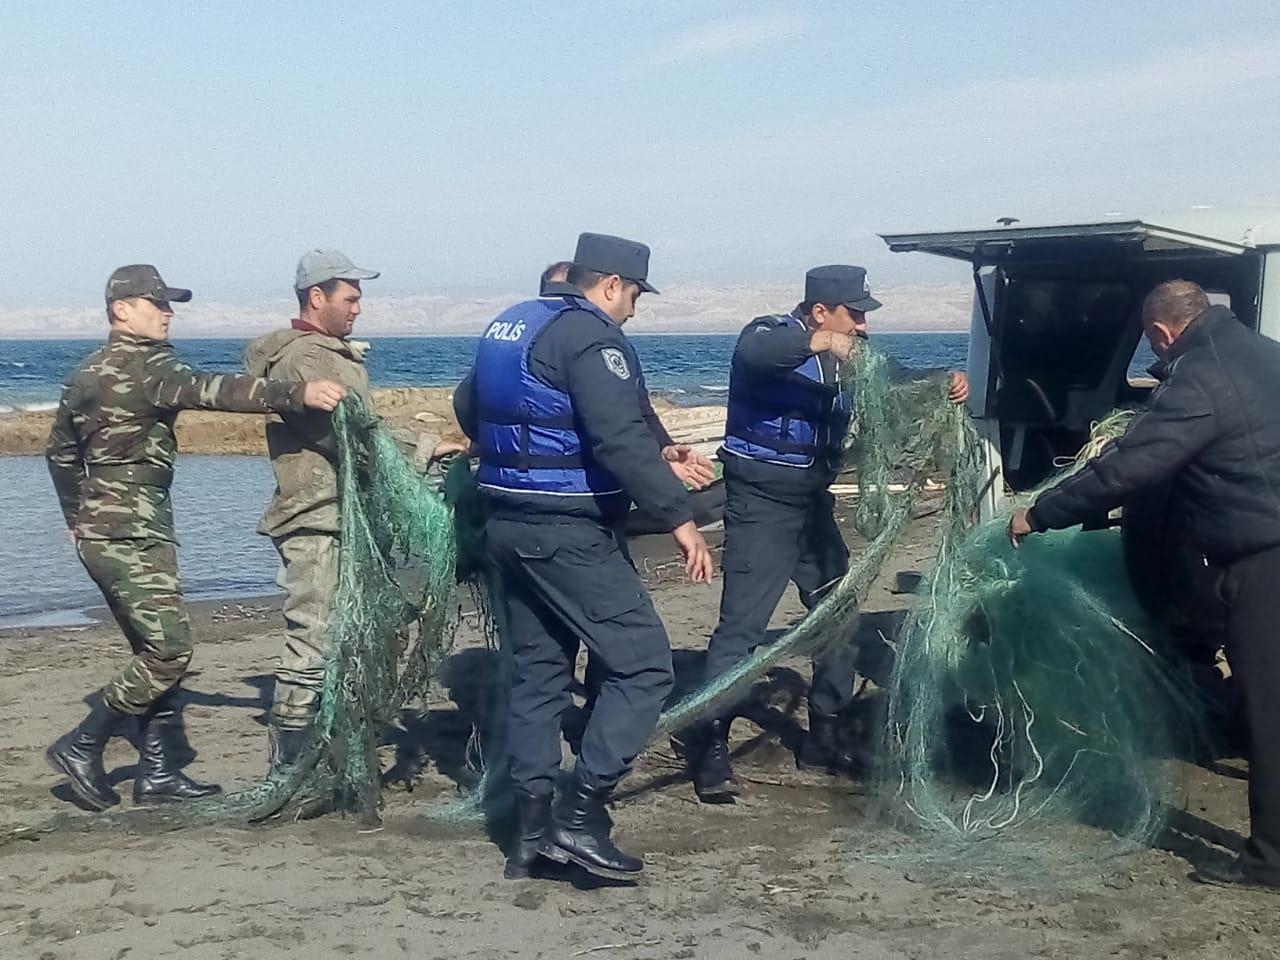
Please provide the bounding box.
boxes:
[804,265,881,312]
[105,265,193,304]
[572,233,659,294]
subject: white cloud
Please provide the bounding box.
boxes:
[643,11,811,68]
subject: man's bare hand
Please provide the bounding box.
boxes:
[301,380,348,412]
[672,520,714,584]
[663,444,717,490]
[1007,506,1034,548]
[811,330,858,363]
[431,438,472,461]
[947,371,970,405]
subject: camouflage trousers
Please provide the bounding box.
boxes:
[76,538,192,715]
[270,530,339,729]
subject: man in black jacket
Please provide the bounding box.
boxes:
[1009,279,1280,890]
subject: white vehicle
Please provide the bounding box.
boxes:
[882,211,1280,521]
[882,210,1280,646]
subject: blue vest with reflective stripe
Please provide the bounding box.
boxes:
[474,297,624,496]
[723,313,850,467]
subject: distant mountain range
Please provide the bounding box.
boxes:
[0,282,972,338]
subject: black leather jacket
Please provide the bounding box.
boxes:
[1030,305,1280,565]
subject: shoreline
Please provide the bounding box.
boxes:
[0,327,969,342]
[0,527,718,635]
[0,387,727,456]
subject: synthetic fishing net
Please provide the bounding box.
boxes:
[658,346,975,734]
[875,410,1210,864]
[6,394,459,842]
[657,345,1210,867]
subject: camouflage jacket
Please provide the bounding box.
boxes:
[244,328,376,538]
[46,329,307,541]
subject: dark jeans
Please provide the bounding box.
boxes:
[1221,543,1280,882]
[704,476,858,718]
[486,518,674,796]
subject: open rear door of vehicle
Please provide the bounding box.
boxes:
[880,219,1252,265]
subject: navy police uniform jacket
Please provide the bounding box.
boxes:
[454,283,690,529]
[721,311,926,503]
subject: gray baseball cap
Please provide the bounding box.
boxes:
[294,249,380,291]
[105,264,193,304]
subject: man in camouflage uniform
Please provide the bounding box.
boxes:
[244,249,384,769]
[45,264,347,810]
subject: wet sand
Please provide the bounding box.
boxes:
[0,508,1275,960]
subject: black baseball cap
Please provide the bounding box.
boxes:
[105,265,193,304]
[804,265,881,312]
[572,232,659,294]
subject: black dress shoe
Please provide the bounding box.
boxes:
[1191,858,1280,891]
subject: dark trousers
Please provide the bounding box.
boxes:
[704,476,858,718]
[486,518,674,797]
[1221,544,1280,882]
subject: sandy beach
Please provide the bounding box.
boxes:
[0,501,1275,960]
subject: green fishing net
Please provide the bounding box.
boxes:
[7,347,1213,869]
[658,347,1209,865]
[877,415,1209,862]
[658,347,974,735]
[7,395,459,840]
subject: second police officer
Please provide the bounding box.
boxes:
[685,265,969,801]
[454,233,715,882]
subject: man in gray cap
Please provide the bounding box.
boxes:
[454,232,714,882]
[44,265,346,810]
[244,249,381,770]
[683,265,968,802]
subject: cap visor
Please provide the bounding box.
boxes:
[334,268,380,281]
[157,287,193,303]
[846,296,881,312]
[636,279,659,295]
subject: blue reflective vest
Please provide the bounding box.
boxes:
[473,297,624,496]
[723,313,850,467]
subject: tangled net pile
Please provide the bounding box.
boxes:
[882,426,1207,857]
[661,349,1206,859]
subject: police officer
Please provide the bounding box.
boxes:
[688,265,968,801]
[45,265,346,810]
[532,258,716,753]
[454,233,714,882]
[539,260,573,295]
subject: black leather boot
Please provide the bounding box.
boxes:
[797,711,872,778]
[504,790,553,880]
[537,768,643,881]
[268,724,309,776]
[46,697,127,810]
[134,695,222,804]
[692,719,740,802]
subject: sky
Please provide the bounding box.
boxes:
[2,1,1279,309]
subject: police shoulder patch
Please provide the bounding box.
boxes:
[601,347,631,380]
